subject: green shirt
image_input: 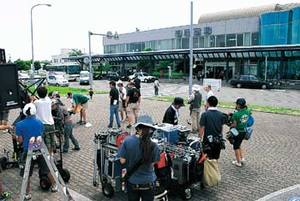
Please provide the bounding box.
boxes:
[232,108,251,132]
[72,94,89,105]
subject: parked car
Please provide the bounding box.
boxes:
[128,72,156,83]
[105,72,120,81]
[79,71,90,85]
[229,75,273,89]
[47,74,69,87]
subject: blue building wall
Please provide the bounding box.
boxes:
[260,11,290,45]
[291,7,300,44]
[260,6,300,45]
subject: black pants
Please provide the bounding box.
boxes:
[127,182,154,201]
[19,152,49,177]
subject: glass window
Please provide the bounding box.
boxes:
[244,33,251,46]
[237,34,243,46]
[199,37,204,48]
[176,38,182,49]
[193,37,199,48]
[252,32,259,45]
[226,34,236,47]
[216,35,225,47]
[210,35,215,47]
[182,38,189,49]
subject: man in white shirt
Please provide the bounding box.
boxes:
[204,85,214,110]
[34,86,56,154]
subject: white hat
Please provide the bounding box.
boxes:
[117,80,123,85]
[192,84,201,91]
[23,103,37,116]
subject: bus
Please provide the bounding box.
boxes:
[44,63,81,81]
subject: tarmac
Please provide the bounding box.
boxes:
[1,86,300,201]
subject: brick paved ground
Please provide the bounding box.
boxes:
[1,94,300,201]
[71,80,300,109]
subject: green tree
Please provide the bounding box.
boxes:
[143,48,152,51]
[14,59,31,71]
[69,49,83,57]
[34,61,41,70]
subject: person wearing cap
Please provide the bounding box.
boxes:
[33,86,56,155]
[199,96,225,160]
[117,80,127,122]
[118,117,160,201]
[230,98,251,167]
[125,82,141,128]
[16,103,57,199]
[162,97,184,125]
[188,85,202,133]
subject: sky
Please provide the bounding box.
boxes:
[0,0,299,61]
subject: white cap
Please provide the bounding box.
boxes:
[192,84,201,91]
[117,80,123,85]
[23,103,37,116]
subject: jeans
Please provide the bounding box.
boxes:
[108,105,121,128]
[127,182,154,201]
[154,87,158,96]
[63,123,80,151]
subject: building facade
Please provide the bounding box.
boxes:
[102,3,300,82]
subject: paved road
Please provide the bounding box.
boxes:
[70,80,300,109]
[1,95,300,201]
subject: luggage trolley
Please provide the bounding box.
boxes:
[93,129,168,200]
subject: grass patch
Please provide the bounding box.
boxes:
[29,86,109,96]
[147,96,300,116]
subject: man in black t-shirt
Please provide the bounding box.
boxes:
[108,81,121,128]
[199,96,225,160]
[162,97,184,125]
[125,82,141,128]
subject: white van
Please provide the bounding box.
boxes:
[79,71,90,85]
[47,72,69,87]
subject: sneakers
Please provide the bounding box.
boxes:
[232,160,242,167]
[0,191,11,200]
[51,185,58,192]
[240,158,246,164]
[24,193,31,200]
[72,147,80,151]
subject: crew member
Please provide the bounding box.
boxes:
[119,118,160,201]
[108,81,121,128]
[162,97,184,125]
[117,80,127,122]
[125,82,141,128]
[34,87,56,154]
[230,98,251,167]
[67,92,89,126]
[16,103,57,200]
[188,85,202,133]
[199,96,225,160]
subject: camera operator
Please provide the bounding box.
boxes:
[16,103,57,200]
[119,119,160,201]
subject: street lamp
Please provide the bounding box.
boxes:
[30,3,51,77]
[189,1,194,95]
[88,31,119,88]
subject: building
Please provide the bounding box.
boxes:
[51,48,85,64]
[102,3,300,82]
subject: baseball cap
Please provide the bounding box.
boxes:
[236,98,246,106]
[23,103,37,116]
[192,84,201,91]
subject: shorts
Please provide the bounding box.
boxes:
[19,152,49,177]
[127,103,139,116]
[0,110,9,122]
[43,124,56,150]
[233,132,246,150]
[203,141,221,160]
[81,102,88,110]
